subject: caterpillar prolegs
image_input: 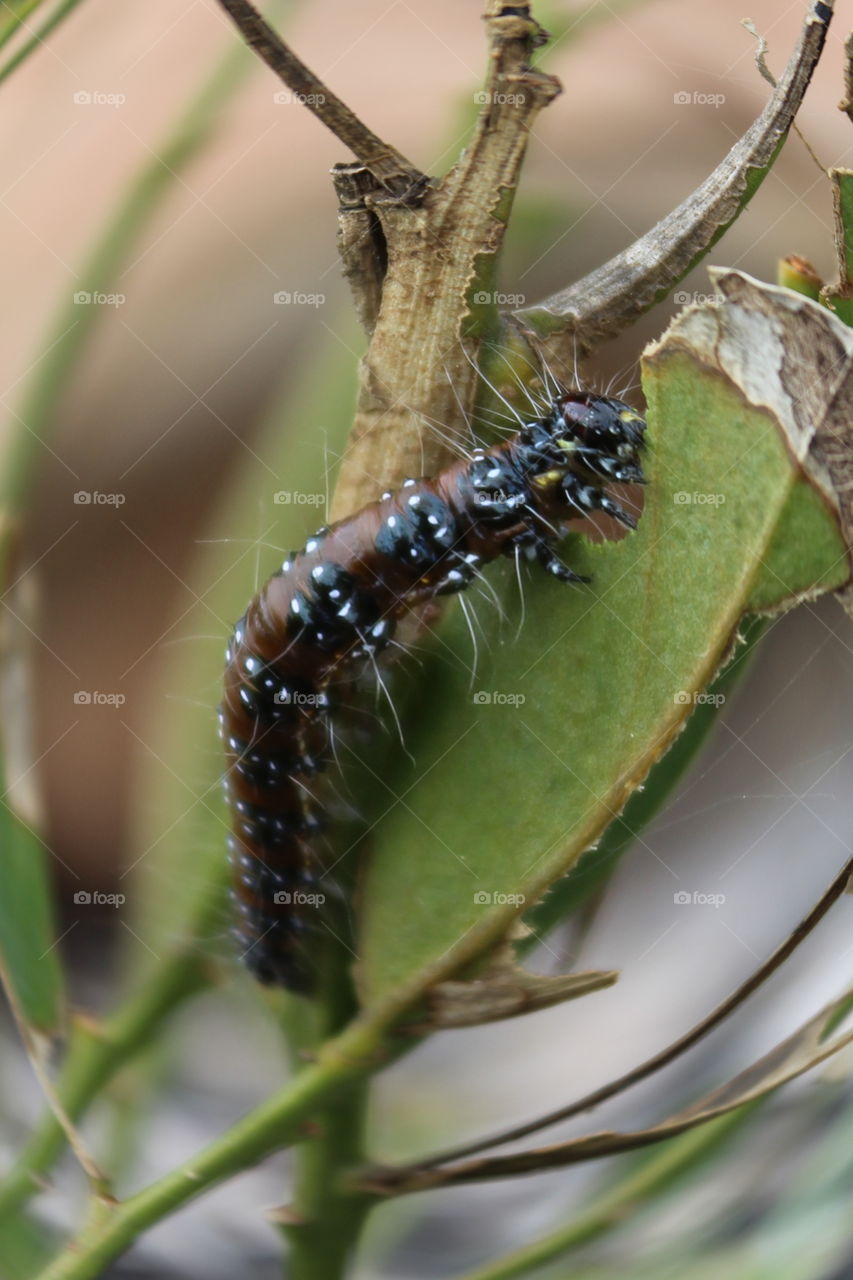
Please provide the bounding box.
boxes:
[221,390,647,993]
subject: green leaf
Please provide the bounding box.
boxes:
[0,0,87,87]
[0,580,63,1034]
[522,613,766,943]
[0,795,62,1034]
[356,272,850,1005]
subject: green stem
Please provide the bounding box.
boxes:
[0,950,210,1220]
[285,1082,372,1280]
[0,0,50,55]
[0,0,87,85]
[281,883,380,1278]
[454,1106,756,1280]
[35,1006,400,1280]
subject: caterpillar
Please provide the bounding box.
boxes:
[221,388,647,993]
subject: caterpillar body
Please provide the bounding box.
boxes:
[222,390,647,993]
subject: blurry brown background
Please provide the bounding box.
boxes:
[2,1,853,1275]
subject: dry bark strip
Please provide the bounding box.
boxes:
[359,979,853,1191]
[513,0,834,361]
[329,4,560,520]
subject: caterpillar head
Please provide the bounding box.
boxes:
[551,393,646,484]
[517,392,647,531]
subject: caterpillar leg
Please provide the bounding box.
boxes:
[430,551,485,597]
[399,550,485,604]
[509,530,590,585]
[561,474,637,530]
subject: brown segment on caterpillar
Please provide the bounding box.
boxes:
[221,389,647,993]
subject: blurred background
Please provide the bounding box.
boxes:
[1,0,853,1276]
